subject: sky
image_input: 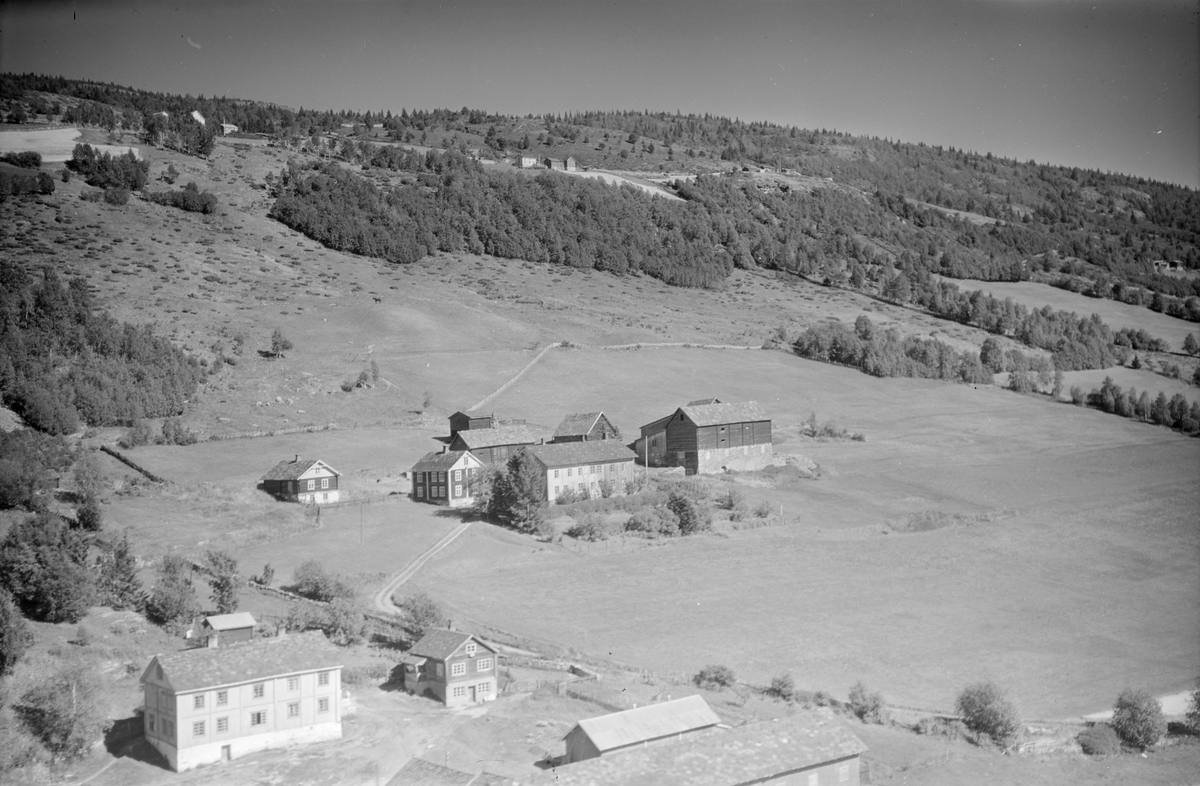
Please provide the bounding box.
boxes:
[2,0,1197,187]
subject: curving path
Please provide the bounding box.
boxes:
[372,521,473,615]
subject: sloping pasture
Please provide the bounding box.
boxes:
[411,346,1200,719]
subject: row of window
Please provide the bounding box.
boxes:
[150,698,333,740]
[449,657,492,676]
[417,469,465,483]
[551,463,622,479]
[190,671,332,708]
[303,478,332,491]
[416,484,463,499]
[450,682,492,699]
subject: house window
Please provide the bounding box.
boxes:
[250,711,267,726]
[193,721,205,737]
[838,764,850,782]
[194,695,205,710]
[322,492,328,501]
[476,658,493,671]
[452,685,467,698]
[478,681,491,696]
[217,717,228,733]
[318,697,330,713]
[553,469,559,478]
[148,713,155,732]
[553,486,559,497]
[217,691,228,706]
[567,468,572,477]
[318,672,330,687]
[287,677,299,691]
[321,477,329,489]
[287,702,300,718]
[307,479,315,490]
[454,470,462,482]
[451,662,466,676]
[417,486,424,498]
[253,683,264,698]
[454,484,462,497]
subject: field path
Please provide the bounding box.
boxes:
[371,521,473,615]
[467,342,562,412]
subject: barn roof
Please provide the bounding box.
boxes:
[526,442,637,470]
[203,612,257,631]
[568,695,721,752]
[409,629,494,660]
[410,450,480,473]
[686,398,721,406]
[547,709,866,786]
[144,631,341,693]
[260,457,340,481]
[553,412,605,438]
[680,401,767,427]
[451,425,539,449]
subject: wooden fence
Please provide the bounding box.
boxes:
[99,445,168,483]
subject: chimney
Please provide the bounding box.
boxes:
[294,454,300,463]
[446,619,453,630]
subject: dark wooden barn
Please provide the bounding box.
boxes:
[638,401,772,475]
[551,412,618,443]
[448,411,494,439]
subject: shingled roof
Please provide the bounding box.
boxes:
[144,631,342,693]
[679,401,767,427]
[548,709,866,786]
[451,425,539,449]
[569,695,721,753]
[410,450,480,473]
[553,412,605,438]
[260,457,339,482]
[385,758,478,786]
[525,441,637,470]
[409,629,494,661]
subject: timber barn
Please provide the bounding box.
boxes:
[259,456,341,504]
[448,425,539,465]
[638,400,772,475]
[448,410,494,439]
[551,411,619,443]
[561,695,721,765]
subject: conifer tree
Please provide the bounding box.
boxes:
[95,532,144,611]
[205,550,240,614]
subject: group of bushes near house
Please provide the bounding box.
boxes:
[689,661,1200,757]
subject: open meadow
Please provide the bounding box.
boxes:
[408,346,1200,720]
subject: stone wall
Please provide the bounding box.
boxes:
[696,443,774,475]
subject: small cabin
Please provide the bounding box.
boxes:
[199,612,256,648]
[259,456,341,505]
[562,695,721,764]
[448,411,494,439]
[551,412,618,443]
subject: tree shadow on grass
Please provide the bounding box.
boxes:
[104,719,171,770]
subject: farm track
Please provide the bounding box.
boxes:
[371,521,473,616]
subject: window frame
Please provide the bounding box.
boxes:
[287,676,299,692]
[318,671,330,686]
[250,710,267,726]
[476,657,493,671]
[307,479,315,491]
[287,701,300,718]
[318,697,330,713]
[451,661,467,677]
[216,716,229,733]
[252,682,265,699]
[194,694,205,710]
[193,721,205,737]
[217,690,228,706]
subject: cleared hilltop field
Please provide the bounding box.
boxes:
[411,345,1200,720]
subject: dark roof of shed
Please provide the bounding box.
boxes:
[553,412,604,438]
[385,758,477,786]
[409,629,494,660]
[526,441,637,469]
[451,425,539,449]
[543,709,866,786]
[410,450,479,473]
[687,398,721,406]
[145,631,341,693]
[680,400,767,427]
[260,457,339,481]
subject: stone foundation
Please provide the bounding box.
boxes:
[696,443,774,475]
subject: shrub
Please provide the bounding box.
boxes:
[915,716,964,741]
[1070,386,1086,406]
[766,673,796,702]
[754,500,773,518]
[556,487,580,505]
[564,512,608,541]
[848,681,889,724]
[342,663,390,686]
[59,168,71,183]
[292,560,355,602]
[1078,723,1121,756]
[397,592,445,638]
[668,491,712,536]
[75,499,102,532]
[1111,688,1166,749]
[103,186,130,206]
[159,417,197,446]
[955,681,1021,747]
[693,664,736,690]
[624,509,657,533]
[0,151,42,168]
[118,418,153,449]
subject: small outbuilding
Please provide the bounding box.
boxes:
[562,695,721,765]
[551,412,619,443]
[448,410,494,439]
[199,612,256,648]
[259,456,341,504]
[410,450,484,508]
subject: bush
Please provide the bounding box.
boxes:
[397,592,445,638]
[159,417,197,446]
[103,186,130,206]
[753,500,773,518]
[564,512,608,541]
[915,716,965,741]
[75,499,102,532]
[955,681,1021,747]
[848,681,889,724]
[291,560,355,602]
[1,151,42,169]
[693,664,736,690]
[1078,723,1122,756]
[1070,386,1086,406]
[668,491,712,536]
[1111,688,1166,749]
[118,419,153,449]
[766,673,795,702]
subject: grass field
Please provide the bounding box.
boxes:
[409,346,1200,720]
[0,127,141,161]
[940,276,1197,352]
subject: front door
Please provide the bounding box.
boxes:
[469,685,476,703]
[221,745,231,761]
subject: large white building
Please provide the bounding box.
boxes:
[140,631,344,771]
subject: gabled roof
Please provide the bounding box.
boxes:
[547,709,866,786]
[410,450,482,474]
[451,425,539,450]
[553,412,606,438]
[385,758,478,786]
[638,413,674,435]
[142,631,342,693]
[203,612,257,631]
[525,441,637,470]
[680,400,767,427]
[409,629,495,661]
[687,398,721,406]
[568,695,721,752]
[260,457,340,482]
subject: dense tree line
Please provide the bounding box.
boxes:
[67,143,148,191]
[0,168,54,200]
[0,261,203,433]
[146,181,218,214]
[1075,376,1200,435]
[270,154,733,287]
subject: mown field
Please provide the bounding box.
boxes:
[409,346,1200,720]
